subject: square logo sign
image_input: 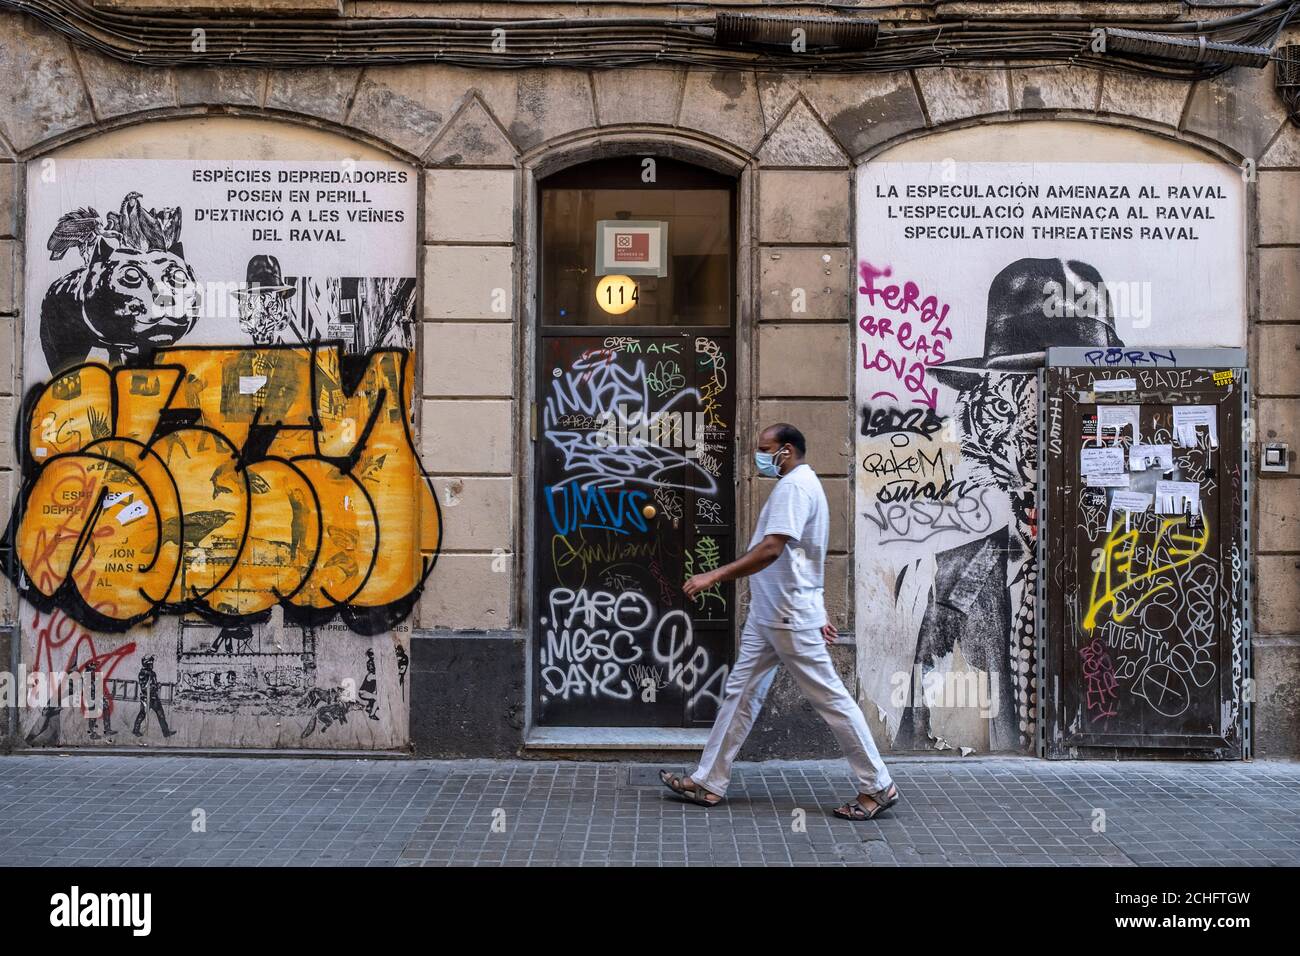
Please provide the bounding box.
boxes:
[614,232,650,262]
[595,219,667,276]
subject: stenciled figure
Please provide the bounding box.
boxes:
[25,651,81,746]
[132,655,177,738]
[84,656,117,740]
[395,644,409,701]
[895,257,1126,752]
[358,649,380,721]
[24,702,62,747]
[227,254,299,426]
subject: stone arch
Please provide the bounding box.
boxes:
[18,109,419,166]
[856,112,1247,168]
[884,66,1278,168]
[521,125,755,180]
[10,108,428,749]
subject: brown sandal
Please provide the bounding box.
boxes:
[659,770,722,807]
[832,783,900,821]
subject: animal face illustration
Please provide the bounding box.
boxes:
[238,291,292,344]
[77,238,201,357]
[953,372,1037,493]
[41,195,199,373]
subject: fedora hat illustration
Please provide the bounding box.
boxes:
[233,254,295,298]
[929,257,1124,389]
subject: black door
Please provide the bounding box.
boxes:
[535,331,736,726]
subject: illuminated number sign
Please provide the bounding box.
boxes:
[595,274,639,315]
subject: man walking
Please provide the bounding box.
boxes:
[660,423,899,821]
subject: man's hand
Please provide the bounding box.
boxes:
[683,571,719,600]
[821,622,838,645]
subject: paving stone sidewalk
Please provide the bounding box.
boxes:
[0,754,1297,867]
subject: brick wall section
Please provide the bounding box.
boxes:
[416,168,518,632]
[754,99,855,634]
[1172,36,1300,754]
[1254,161,1300,755]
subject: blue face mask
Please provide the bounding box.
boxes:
[754,447,785,478]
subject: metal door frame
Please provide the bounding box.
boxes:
[519,142,753,735]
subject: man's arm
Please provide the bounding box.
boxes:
[683,533,790,599]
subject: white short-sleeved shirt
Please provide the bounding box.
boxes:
[746,463,828,630]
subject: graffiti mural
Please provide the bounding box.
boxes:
[854,155,1245,754]
[535,335,735,727]
[9,345,438,633]
[13,157,433,749]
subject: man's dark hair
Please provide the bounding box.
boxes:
[768,422,806,457]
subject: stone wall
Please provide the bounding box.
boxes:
[0,8,1294,755]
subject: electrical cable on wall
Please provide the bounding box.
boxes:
[1279,44,1300,123]
[0,0,1296,76]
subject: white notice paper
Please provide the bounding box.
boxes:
[1097,405,1140,442]
[1107,490,1153,531]
[1094,377,1138,393]
[1155,480,1201,516]
[1172,405,1218,448]
[117,501,149,525]
[1129,443,1174,472]
[239,375,268,395]
[1081,447,1126,475]
[1087,473,1131,488]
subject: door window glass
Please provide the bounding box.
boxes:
[539,157,734,326]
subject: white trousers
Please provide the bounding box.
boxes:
[691,619,893,798]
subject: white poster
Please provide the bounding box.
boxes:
[12,158,429,751]
[25,159,417,378]
[853,159,1245,753]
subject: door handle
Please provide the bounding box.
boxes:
[642,504,657,520]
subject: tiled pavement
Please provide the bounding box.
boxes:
[0,754,1297,866]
